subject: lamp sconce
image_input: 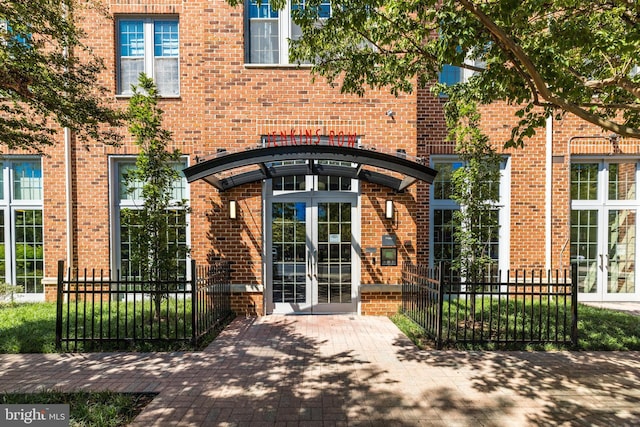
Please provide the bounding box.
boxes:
[229,200,238,219]
[385,200,394,219]
[385,109,396,121]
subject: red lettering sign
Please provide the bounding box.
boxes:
[264,129,357,148]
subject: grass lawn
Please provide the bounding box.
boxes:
[0,302,58,353]
[1,390,156,427]
[393,302,640,351]
[0,301,231,353]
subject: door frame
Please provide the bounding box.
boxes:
[571,159,640,302]
[263,185,361,314]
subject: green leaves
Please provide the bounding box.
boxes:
[0,0,122,151]
[124,74,186,287]
[275,0,640,145]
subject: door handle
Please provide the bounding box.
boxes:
[313,249,318,279]
[599,254,603,271]
[307,251,312,278]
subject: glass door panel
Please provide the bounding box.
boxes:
[607,209,636,295]
[571,160,639,301]
[571,210,599,294]
[609,162,636,201]
[316,202,352,307]
[271,202,310,310]
[268,196,358,314]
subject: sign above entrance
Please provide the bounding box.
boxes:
[263,131,358,148]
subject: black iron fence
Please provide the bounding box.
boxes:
[55,260,233,351]
[402,262,578,349]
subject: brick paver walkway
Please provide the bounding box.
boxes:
[1,315,640,426]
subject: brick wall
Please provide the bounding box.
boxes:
[360,286,403,316]
[5,0,625,305]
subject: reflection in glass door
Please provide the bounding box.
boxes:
[269,197,358,314]
[316,202,352,310]
[571,161,639,301]
[271,202,309,311]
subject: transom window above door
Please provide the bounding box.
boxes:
[246,0,331,65]
[271,172,356,193]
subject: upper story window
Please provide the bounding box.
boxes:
[246,0,330,65]
[117,17,179,97]
[438,65,463,87]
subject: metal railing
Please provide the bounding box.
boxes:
[55,260,233,351]
[402,262,578,349]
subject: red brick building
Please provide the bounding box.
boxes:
[7,1,639,312]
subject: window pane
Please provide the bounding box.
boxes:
[249,0,279,18]
[571,209,598,294]
[439,65,462,86]
[0,210,5,284]
[250,20,279,63]
[119,21,144,57]
[119,161,187,201]
[154,21,179,57]
[433,209,458,278]
[119,162,143,201]
[14,210,43,293]
[433,161,462,200]
[154,57,179,96]
[119,209,188,280]
[609,162,636,200]
[571,163,598,200]
[120,58,144,95]
[13,160,42,200]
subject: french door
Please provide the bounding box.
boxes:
[267,194,359,314]
[571,160,640,301]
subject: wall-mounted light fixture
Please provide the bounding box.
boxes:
[229,200,237,219]
[385,109,395,118]
[385,200,394,219]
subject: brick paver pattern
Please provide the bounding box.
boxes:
[1,315,640,426]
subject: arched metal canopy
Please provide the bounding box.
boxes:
[183,144,437,192]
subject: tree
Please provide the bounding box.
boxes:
[0,0,121,151]
[446,96,502,283]
[234,0,640,146]
[123,74,187,319]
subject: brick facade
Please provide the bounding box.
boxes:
[12,1,637,310]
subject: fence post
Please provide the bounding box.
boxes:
[55,260,64,351]
[436,262,444,350]
[191,260,198,346]
[571,264,579,346]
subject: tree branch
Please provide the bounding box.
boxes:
[457,0,640,138]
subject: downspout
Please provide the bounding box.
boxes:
[63,0,73,271]
[64,127,73,270]
[545,116,553,271]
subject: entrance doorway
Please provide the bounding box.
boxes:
[266,191,359,314]
[571,160,640,301]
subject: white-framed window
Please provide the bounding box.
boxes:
[438,58,485,93]
[116,17,179,96]
[429,156,510,280]
[246,0,331,65]
[0,158,44,297]
[110,157,190,280]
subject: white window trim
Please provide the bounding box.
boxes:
[108,156,191,278]
[115,16,180,97]
[429,155,511,276]
[245,0,329,66]
[0,157,44,301]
